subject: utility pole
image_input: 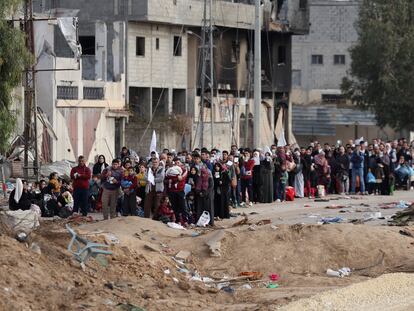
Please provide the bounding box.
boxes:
[198,0,214,149]
[23,0,39,180]
[209,0,214,149]
[253,0,261,148]
[244,49,253,148]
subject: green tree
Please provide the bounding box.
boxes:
[342,0,414,131]
[0,0,31,154]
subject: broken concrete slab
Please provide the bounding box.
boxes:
[144,244,161,252]
[175,250,191,262]
[205,230,226,257]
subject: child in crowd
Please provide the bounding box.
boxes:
[277,164,288,202]
[121,166,138,216]
[123,160,132,175]
[48,172,61,195]
[136,163,147,207]
[187,166,199,189]
[158,196,176,223]
[61,179,73,193]
[89,174,101,212]
[366,168,376,194]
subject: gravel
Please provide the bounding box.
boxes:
[279,273,414,311]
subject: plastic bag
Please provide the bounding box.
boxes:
[285,187,295,201]
[196,211,210,227]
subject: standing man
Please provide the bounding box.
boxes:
[70,156,92,216]
[101,159,124,220]
[350,144,365,194]
[144,157,165,219]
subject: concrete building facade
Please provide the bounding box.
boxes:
[289,0,399,145]
[30,0,310,160]
[291,0,359,105]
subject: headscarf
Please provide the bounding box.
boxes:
[14,178,23,203]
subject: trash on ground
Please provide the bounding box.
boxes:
[239,271,263,280]
[232,216,249,227]
[239,284,252,290]
[217,282,231,290]
[0,205,41,235]
[399,228,414,238]
[167,222,187,230]
[269,273,279,281]
[248,224,257,231]
[326,267,351,278]
[256,219,272,225]
[396,200,411,208]
[16,232,28,242]
[103,233,120,245]
[66,224,112,267]
[319,217,343,224]
[221,286,235,293]
[196,211,211,227]
[267,282,279,288]
[389,204,414,226]
[363,212,382,221]
[325,204,346,209]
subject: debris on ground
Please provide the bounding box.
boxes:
[399,228,414,238]
[389,204,414,226]
[205,230,226,257]
[325,204,346,209]
[175,250,191,262]
[0,205,41,236]
[319,217,343,224]
[232,216,249,227]
[326,267,351,278]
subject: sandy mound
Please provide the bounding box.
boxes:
[177,224,414,282]
[280,273,414,311]
[0,219,237,311]
[1,215,413,311]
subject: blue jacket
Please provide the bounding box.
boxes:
[351,151,365,169]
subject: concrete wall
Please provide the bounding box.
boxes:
[291,0,359,104]
[127,22,187,89]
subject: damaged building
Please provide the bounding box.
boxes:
[290,0,398,145]
[31,0,309,159]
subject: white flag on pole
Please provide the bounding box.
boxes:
[150,130,157,154]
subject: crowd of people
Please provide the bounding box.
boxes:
[8,138,414,227]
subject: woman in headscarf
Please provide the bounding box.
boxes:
[314,150,330,194]
[252,150,262,203]
[212,162,231,219]
[93,154,109,175]
[260,152,274,203]
[9,179,33,211]
[293,149,304,198]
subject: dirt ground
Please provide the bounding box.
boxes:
[1,192,414,310]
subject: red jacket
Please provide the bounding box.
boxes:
[241,159,255,180]
[70,165,92,190]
